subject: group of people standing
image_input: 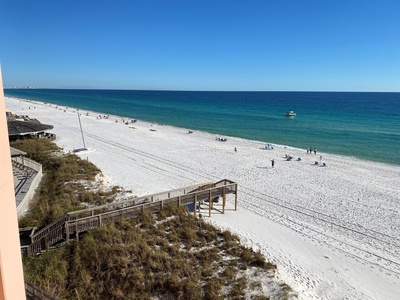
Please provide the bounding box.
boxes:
[234,145,319,168]
[307,147,318,155]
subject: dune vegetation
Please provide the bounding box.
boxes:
[13,139,120,229]
[14,139,294,299]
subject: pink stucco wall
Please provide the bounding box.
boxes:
[0,67,26,299]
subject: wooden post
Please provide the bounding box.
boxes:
[222,187,226,214]
[194,194,197,217]
[44,234,49,250]
[234,184,238,211]
[75,222,79,241]
[99,215,102,226]
[65,222,69,241]
[197,193,202,215]
[208,189,212,217]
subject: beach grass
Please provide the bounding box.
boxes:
[13,139,118,228]
[23,205,287,299]
[16,139,294,299]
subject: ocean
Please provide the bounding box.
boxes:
[4,89,400,166]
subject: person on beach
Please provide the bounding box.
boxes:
[234,147,237,152]
[314,148,317,155]
[271,159,275,168]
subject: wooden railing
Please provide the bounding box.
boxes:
[27,215,68,256]
[25,281,57,300]
[23,179,237,256]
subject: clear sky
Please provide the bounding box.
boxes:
[1,0,399,91]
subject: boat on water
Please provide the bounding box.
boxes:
[285,111,296,117]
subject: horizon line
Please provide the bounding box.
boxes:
[4,87,400,93]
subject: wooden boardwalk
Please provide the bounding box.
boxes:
[25,281,57,300]
[22,179,238,256]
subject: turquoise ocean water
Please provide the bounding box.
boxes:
[4,89,400,166]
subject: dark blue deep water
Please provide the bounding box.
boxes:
[4,89,400,166]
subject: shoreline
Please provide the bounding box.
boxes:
[7,96,399,168]
[6,96,400,299]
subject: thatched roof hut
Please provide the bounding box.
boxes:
[6,112,54,141]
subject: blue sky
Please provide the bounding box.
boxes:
[1,0,399,91]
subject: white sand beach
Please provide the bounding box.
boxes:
[6,97,400,300]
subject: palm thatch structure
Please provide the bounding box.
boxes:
[6,111,55,141]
